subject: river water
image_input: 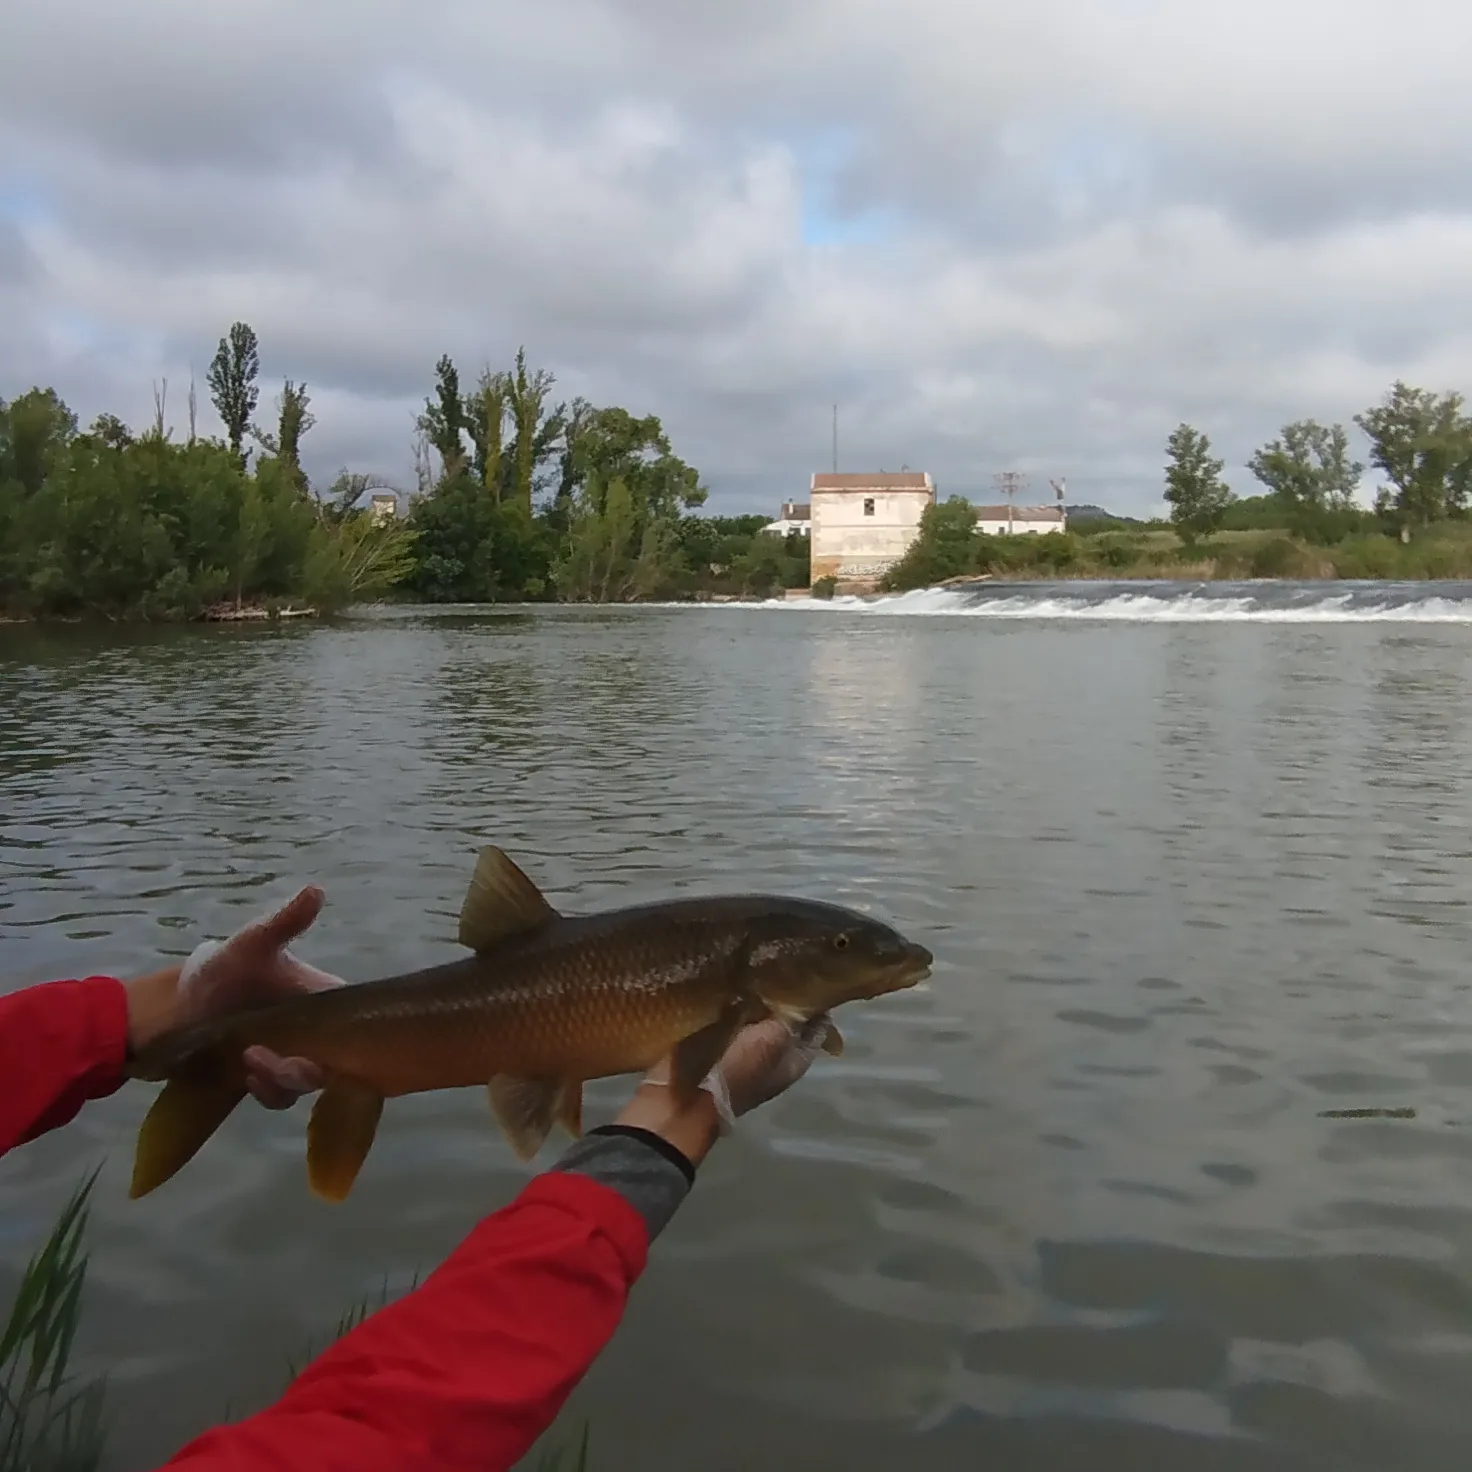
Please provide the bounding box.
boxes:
[5,582,1472,1470]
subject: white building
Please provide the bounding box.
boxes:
[974,504,1067,536]
[762,500,811,536]
[368,492,399,525]
[810,472,934,582]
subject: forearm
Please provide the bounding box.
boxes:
[159,1093,720,1472]
[0,977,134,1154]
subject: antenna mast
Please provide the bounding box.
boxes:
[993,470,1027,534]
[832,404,838,474]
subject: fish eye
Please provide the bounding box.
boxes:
[833,934,850,950]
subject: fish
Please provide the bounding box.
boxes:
[125,845,934,1203]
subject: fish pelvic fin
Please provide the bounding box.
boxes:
[458,846,561,952]
[821,1022,845,1057]
[306,1077,385,1203]
[556,1079,584,1138]
[129,1057,247,1199]
[487,1075,560,1160]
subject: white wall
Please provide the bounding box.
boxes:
[811,489,931,576]
[975,515,1065,536]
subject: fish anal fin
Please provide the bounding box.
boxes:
[130,1061,247,1200]
[670,1000,753,1107]
[306,1077,385,1203]
[556,1079,584,1138]
[458,846,560,952]
[487,1075,559,1160]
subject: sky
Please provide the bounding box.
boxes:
[4,0,1472,517]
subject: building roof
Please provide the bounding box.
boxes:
[811,472,933,492]
[779,501,811,520]
[974,504,1065,521]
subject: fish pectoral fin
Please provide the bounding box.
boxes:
[130,1061,247,1200]
[306,1078,385,1203]
[768,999,844,1056]
[487,1075,560,1159]
[458,846,561,952]
[556,1079,584,1138]
[670,1000,751,1107]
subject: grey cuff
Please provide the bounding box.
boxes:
[553,1126,694,1242]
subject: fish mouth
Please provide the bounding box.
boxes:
[884,941,933,989]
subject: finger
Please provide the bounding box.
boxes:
[245,1072,299,1110]
[244,1045,325,1095]
[794,1012,835,1060]
[797,1012,834,1049]
[250,886,326,954]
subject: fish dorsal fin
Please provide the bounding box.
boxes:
[458,845,560,952]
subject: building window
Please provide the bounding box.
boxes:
[863,498,875,516]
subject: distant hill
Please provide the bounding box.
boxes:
[1065,503,1144,525]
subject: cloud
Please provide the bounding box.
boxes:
[3,0,1472,512]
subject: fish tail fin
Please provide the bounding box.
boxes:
[129,1055,247,1199]
[306,1077,385,1202]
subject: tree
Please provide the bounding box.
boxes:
[1246,420,1363,539]
[88,413,135,450]
[1164,423,1234,544]
[1248,420,1360,509]
[1,387,78,495]
[252,381,315,485]
[882,497,980,591]
[465,369,509,497]
[416,355,469,481]
[506,346,559,514]
[1354,381,1472,529]
[561,406,706,521]
[206,321,260,459]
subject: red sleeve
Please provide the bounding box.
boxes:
[160,1169,649,1472]
[0,977,130,1155]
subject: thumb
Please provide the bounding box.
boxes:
[251,885,326,952]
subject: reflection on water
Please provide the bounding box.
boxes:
[6,607,1472,1469]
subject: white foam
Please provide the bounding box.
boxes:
[680,585,1472,624]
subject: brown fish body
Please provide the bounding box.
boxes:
[127,853,933,1203]
[147,900,770,1096]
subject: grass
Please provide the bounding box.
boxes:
[0,1169,107,1472]
[531,1421,590,1471]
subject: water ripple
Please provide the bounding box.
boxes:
[6,608,1472,1469]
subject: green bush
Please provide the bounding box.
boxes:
[810,575,837,599]
[1247,537,1307,578]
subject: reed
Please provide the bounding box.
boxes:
[0,1168,107,1472]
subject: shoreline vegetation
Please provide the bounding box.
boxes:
[6,338,1472,621]
[0,322,806,624]
[880,386,1472,594]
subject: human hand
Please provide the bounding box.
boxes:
[709,1012,836,1119]
[616,1012,836,1167]
[126,886,345,1109]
